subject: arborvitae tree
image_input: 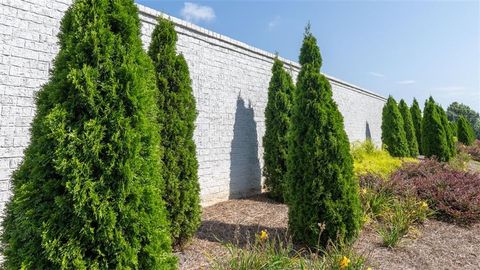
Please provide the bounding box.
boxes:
[381,96,409,157]
[263,57,295,202]
[398,99,419,157]
[148,18,201,247]
[450,121,458,138]
[1,1,176,269]
[410,98,423,154]
[422,97,451,161]
[286,25,361,248]
[457,115,475,146]
[447,101,480,138]
[438,105,456,158]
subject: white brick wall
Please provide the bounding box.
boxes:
[0,1,386,212]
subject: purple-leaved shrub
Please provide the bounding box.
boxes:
[390,159,480,225]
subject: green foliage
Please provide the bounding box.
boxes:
[148,17,201,247]
[449,121,458,137]
[457,115,476,146]
[377,198,431,248]
[398,100,419,157]
[410,98,423,154]
[1,1,176,268]
[212,232,367,270]
[359,174,431,248]
[381,96,409,157]
[351,141,416,179]
[447,101,480,139]
[437,105,456,158]
[422,97,452,161]
[359,182,394,220]
[286,26,362,248]
[263,57,295,202]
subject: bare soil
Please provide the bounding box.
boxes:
[177,195,480,270]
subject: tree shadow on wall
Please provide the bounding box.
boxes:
[366,121,372,140]
[229,95,261,199]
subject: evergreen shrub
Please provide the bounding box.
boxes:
[286,25,362,248]
[1,1,176,268]
[398,99,419,157]
[381,96,409,157]
[148,17,201,247]
[263,57,295,202]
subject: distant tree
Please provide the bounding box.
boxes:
[422,97,451,161]
[447,102,480,139]
[263,57,295,202]
[438,105,456,158]
[148,17,201,247]
[410,98,423,154]
[1,1,176,268]
[286,25,361,248]
[381,96,409,157]
[398,99,419,157]
[457,115,476,146]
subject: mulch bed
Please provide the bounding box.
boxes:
[177,194,480,270]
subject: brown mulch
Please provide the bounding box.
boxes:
[176,195,287,269]
[177,194,480,270]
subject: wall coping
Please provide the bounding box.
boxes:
[137,4,387,102]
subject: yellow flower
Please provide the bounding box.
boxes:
[361,188,368,195]
[259,230,268,241]
[339,256,350,269]
[363,215,371,224]
[420,201,428,209]
[367,267,373,270]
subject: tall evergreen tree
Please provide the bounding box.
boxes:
[447,102,480,138]
[398,99,419,157]
[0,1,176,268]
[381,96,409,157]
[410,98,423,154]
[148,18,201,247]
[263,57,295,202]
[457,115,475,146]
[422,97,451,161]
[286,25,361,248]
[450,121,458,138]
[438,105,456,158]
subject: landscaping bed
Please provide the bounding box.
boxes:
[177,195,480,269]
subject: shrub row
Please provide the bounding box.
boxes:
[381,96,458,161]
[1,1,201,268]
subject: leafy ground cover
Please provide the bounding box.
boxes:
[351,141,416,179]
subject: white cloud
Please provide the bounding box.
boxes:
[268,16,280,30]
[180,2,215,23]
[368,72,385,78]
[397,80,416,85]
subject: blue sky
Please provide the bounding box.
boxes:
[136,0,479,111]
